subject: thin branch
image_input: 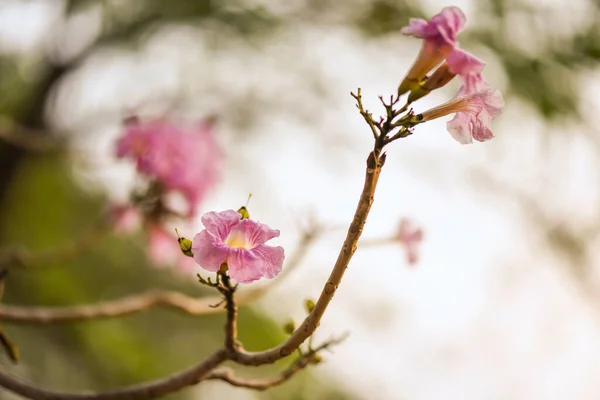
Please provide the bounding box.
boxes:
[231,148,386,366]
[220,272,239,352]
[0,290,225,324]
[0,219,109,269]
[207,334,348,391]
[0,225,322,324]
[0,117,63,152]
[0,348,228,400]
[358,236,398,247]
[351,89,380,139]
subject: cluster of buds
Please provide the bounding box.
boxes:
[398,6,504,144]
[109,117,222,267]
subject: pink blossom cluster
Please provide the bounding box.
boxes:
[116,118,221,217]
[400,6,504,144]
[111,118,221,268]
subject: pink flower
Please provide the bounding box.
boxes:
[416,83,504,144]
[407,47,485,103]
[399,6,467,95]
[191,210,285,284]
[116,119,221,217]
[396,219,424,266]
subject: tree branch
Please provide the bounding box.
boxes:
[207,334,347,391]
[0,225,321,324]
[0,219,109,269]
[220,272,239,352]
[232,149,385,366]
[0,290,224,324]
[0,348,228,400]
[0,117,64,152]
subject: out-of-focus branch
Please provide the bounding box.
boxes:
[0,117,63,152]
[0,219,110,269]
[358,236,397,247]
[0,347,229,400]
[0,290,225,324]
[0,224,322,324]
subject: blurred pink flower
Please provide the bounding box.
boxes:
[191,210,285,284]
[418,84,504,144]
[396,219,424,266]
[399,6,466,94]
[147,224,196,269]
[116,119,221,217]
[107,204,141,234]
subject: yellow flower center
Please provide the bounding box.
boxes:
[225,230,249,249]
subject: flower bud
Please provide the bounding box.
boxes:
[283,319,295,335]
[238,194,252,219]
[237,206,250,220]
[304,299,315,313]
[175,229,194,257]
[310,354,323,364]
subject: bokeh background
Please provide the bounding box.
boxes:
[1,0,600,399]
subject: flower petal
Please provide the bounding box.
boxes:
[227,245,285,284]
[398,6,467,94]
[446,48,485,76]
[250,245,285,279]
[447,112,474,144]
[226,248,267,284]
[401,7,466,45]
[400,18,429,37]
[237,219,280,247]
[200,210,241,240]
[191,230,229,272]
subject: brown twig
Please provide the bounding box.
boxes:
[351,89,381,139]
[0,219,109,270]
[206,334,348,391]
[0,290,224,324]
[0,226,322,324]
[0,348,229,400]
[0,117,63,152]
[232,148,385,366]
[219,272,239,352]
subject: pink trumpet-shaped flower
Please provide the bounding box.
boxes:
[396,219,424,266]
[191,210,285,284]
[398,6,467,94]
[417,82,504,144]
[407,47,486,102]
[116,119,221,217]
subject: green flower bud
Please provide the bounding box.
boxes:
[304,299,315,314]
[237,206,250,220]
[175,229,194,257]
[238,193,252,219]
[283,319,295,335]
[310,354,323,364]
